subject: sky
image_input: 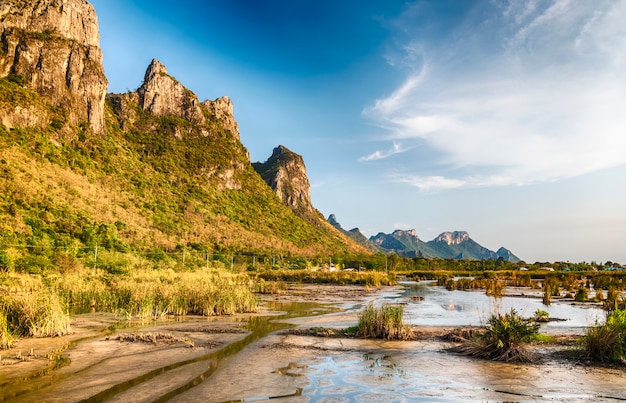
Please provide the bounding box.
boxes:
[89,0,626,264]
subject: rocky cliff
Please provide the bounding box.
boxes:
[434,231,470,245]
[253,145,316,218]
[0,0,372,258]
[107,59,247,190]
[0,0,107,133]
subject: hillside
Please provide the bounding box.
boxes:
[0,0,367,272]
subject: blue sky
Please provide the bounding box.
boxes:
[90,0,626,264]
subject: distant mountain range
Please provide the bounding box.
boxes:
[328,214,521,262]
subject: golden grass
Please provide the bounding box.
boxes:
[0,267,258,349]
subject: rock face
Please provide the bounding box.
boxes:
[107,59,246,190]
[137,59,205,126]
[434,231,470,245]
[202,96,238,138]
[0,0,107,133]
[253,145,315,216]
[109,59,241,139]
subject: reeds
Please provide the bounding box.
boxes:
[583,309,626,364]
[0,275,71,347]
[357,302,413,340]
[0,267,258,349]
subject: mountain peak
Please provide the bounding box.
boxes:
[434,231,470,245]
[253,145,315,217]
[328,214,340,227]
[392,229,418,239]
[144,58,168,81]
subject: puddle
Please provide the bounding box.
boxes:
[396,281,605,331]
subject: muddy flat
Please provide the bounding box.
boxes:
[1,284,625,402]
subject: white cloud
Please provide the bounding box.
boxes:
[364,0,626,191]
[394,174,466,192]
[359,142,408,161]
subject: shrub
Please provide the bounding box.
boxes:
[453,309,539,362]
[583,309,626,364]
[534,309,549,322]
[575,287,588,302]
[357,303,412,340]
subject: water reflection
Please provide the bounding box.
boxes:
[395,281,605,330]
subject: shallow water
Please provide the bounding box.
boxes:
[2,285,623,402]
[393,281,605,331]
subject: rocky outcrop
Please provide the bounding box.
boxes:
[109,59,241,140]
[107,59,248,190]
[253,145,315,216]
[0,0,107,133]
[202,96,238,138]
[137,59,205,126]
[434,231,470,245]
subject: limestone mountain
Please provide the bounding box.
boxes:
[328,214,381,252]
[0,0,367,262]
[253,145,315,219]
[0,0,107,133]
[330,215,521,261]
[426,231,504,260]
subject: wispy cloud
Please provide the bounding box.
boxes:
[359,141,408,161]
[364,0,626,192]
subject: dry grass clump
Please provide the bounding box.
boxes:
[451,309,539,363]
[0,274,71,348]
[357,303,413,340]
[583,309,626,364]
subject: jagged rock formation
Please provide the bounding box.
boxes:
[107,59,246,190]
[203,96,238,137]
[434,231,470,245]
[137,59,205,127]
[328,214,381,252]
[0,0,107,133]
[253,145,316,217]
[109,58,240,138]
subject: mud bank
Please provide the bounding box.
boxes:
[1,284,625,402]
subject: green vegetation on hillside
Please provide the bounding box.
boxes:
[0,78,363,273]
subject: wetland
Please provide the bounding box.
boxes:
[2,282,625,402]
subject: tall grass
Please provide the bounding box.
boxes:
[51,269,258,319]
[0,274,71,348]
[357,302,413,340]
[583,309,626,364]
[0,268,258,349]
[453,309,539,362]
